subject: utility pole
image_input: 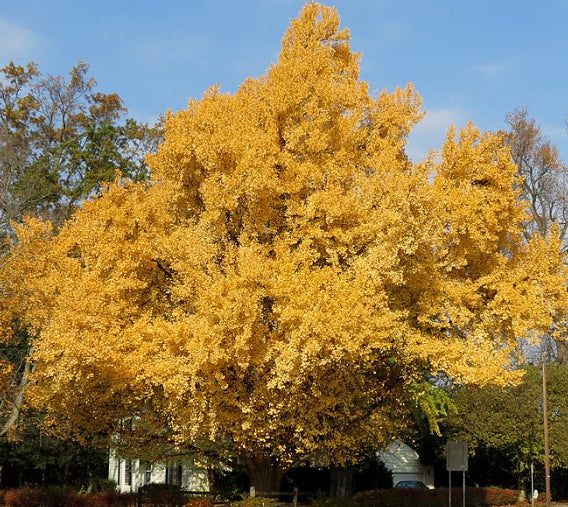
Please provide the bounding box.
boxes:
[542,359,551,507]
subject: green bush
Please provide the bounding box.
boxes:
[138,483,188,506]
[309,496,355,507]
[232,496,281,507]
[82,478,118,493]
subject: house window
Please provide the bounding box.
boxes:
[125,460,132,486]
[166,464,182,486]
[145,467,151,484]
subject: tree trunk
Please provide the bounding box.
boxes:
[330,465,353,498]
[244,454,288,495]
[555,338,568,364]
[0,356,33,437]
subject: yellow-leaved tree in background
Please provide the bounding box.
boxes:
[3,3,567,490]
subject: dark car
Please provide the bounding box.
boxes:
[394,480,428,489]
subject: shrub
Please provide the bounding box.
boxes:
[231,496,281,507]
[139,483,188,506]
[46,487,90,507]
[353,487,520,507]
[84,490,138,507]
[210,467,249,500]
[309,496,355,507]
[185,496,213,507]
[2,486,91,507]
[354,488,435,507]
[3,487,47,507]
[1,487,141,507]
[467,487,519,506]
[83,478,118,493]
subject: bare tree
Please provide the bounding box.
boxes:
[504,108,568,248]
[504,109,568,362]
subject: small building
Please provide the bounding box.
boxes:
[378,440,434,488]
[109,452,209,493]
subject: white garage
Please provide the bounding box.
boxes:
[378,440,434,488]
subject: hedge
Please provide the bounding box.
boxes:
[353,487,519,507]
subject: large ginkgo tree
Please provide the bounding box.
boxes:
[4,3,567,491]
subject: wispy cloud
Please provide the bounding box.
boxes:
[406,107,466,162]
[0,18,37,60]
[468,60,516,78]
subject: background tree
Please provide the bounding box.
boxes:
[0,61,161,487]
[447,363,568,494]
[7,3,568,492]
[504,109,568,247]
[0,61,162,241]
[435,111,568,494]
[0,421,108,489]
[503,111,568,363]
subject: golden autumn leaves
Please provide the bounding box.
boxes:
[1,2,567,484]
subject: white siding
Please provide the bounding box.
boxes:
[108,450,120,486]
[182,459,209,492]
[108,453,210,493]
[378,440,434,488]
[151,462,167,485]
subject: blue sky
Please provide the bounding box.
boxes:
[2,0,567,161]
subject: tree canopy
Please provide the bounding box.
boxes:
[448,364,568,484]
[4,3,567,491]
[0,61,162,240]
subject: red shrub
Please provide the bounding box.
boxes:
[84,490,138,507]
[2,486,92,507]
[185,497,213,507]
[1,487,140,507]
[476,487,519,506]
[185,496,213,507]
[3,487,46,507]
[354,486,519,507]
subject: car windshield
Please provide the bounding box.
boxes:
[395,481,426,488]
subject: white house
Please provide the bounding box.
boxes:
[110,440,433,493]
[109,452,210,494]
[378,440,434,488]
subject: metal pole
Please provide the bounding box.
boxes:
[449,470,452,507]
[462,470,466,507]
[530,462,534,507]
[543,360,551,507]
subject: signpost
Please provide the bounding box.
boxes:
[447,441,468,507]
[542,360,551,507]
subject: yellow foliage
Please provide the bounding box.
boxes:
[5,2,567,470]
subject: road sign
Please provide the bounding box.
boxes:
[447,440,468,471]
